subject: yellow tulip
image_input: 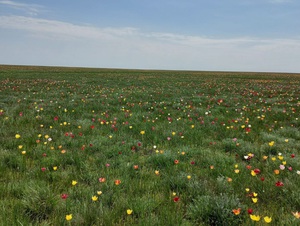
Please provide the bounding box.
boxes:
[250,214,260,221]
[264,216,272,223]
[65,214,72,221]
[292,211,300,219]
[252,198,258,203]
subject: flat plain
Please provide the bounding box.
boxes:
[0,65,299,225]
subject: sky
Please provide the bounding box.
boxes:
[0,0,300,72]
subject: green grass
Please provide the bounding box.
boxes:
[0,65,300,225]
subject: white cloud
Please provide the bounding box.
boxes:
[0,15,299,72]
[0,0,44,15]
[0,16,138,40]
[267,0,292,3]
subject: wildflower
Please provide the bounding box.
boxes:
[21,151,26,155]
[232,208,241,215]
[279,164,285,170]
[263,155,268,160]
[210,165,214,170]
[155,170,160,175]
[291,154,295,158]
[187,175,191,180]
[252,198,258,203]
[227,177,232,182]
[127,209,133,215]
[174,160,179,164]
[251,170,256,176]
[250,214,260,221]
[275,181,284,187]
[97,191,102,195]
[173,196,180,202]
[245,188,250,192]
[247,208,253,214]
[133,165,139,170]
[99,178,106,183]
[53,166,57,171]
[92,196,98,201]
[140,131,145,135]
[115,180,121,185]
[292,211,300,219]
[65,214,72,221]
[234,169,240,174]
[253,169,261,175]
[274,169,280,175]
[269,141,274,147]
[41,167,46,172]
[15,134,21,139]
[61,194,68,200]
[264,216,272,223]
[72,180,77,186]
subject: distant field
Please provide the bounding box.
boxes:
[0,65,299,225]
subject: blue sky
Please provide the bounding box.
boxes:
[0,0,300,72]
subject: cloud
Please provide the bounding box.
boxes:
[267,0,292,3]
[0,0,44,15]
[0,15,299,72]
[0,15,138,40]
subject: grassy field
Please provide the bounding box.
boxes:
[0,65,299,225]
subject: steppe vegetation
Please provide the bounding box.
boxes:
[0,65,299,225]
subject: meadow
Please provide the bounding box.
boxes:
[0,65,299,226]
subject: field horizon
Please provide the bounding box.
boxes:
[1,64,300,75]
